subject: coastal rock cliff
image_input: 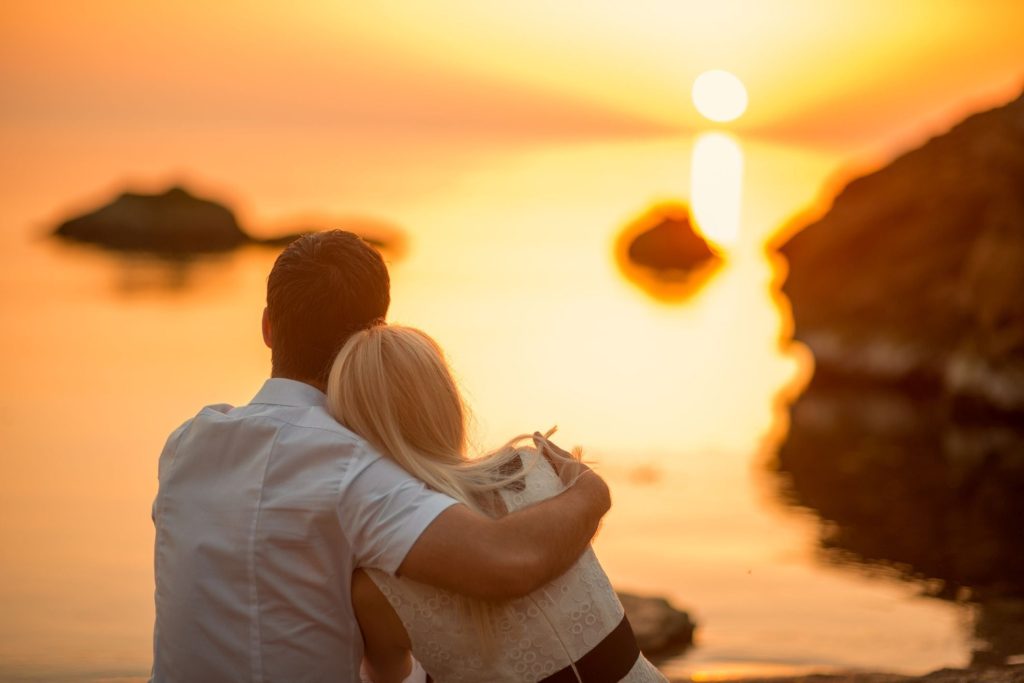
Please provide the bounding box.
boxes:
[775,92,1024,668]
[775,373,1024,598]
[779,91,1024,413]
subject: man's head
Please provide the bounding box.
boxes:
[264,230,390,388]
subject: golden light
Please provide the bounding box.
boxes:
[690,132,744,248]
[692,70,749,123]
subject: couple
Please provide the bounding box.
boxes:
[151,230,667,682]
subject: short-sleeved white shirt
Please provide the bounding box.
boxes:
[151,378,458,682]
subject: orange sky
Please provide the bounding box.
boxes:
[1,1,1022,151]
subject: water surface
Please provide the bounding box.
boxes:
[0,131,972,680]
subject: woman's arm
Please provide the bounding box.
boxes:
[352,569,415,683]
[397,442,611,601]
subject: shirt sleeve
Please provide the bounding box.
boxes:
[153,418,194,522]
[339,452,459,575]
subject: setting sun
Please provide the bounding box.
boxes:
[692,70,749,123]
[2,2,1024,680]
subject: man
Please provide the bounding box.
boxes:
[151,230,610,682]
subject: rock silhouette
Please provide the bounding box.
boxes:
[779,91,1024,414]
[615,591,695,657]
[52,185,400,256]
[775,91,1024,668]
[624,203,717,273]
[773,371,1024,665]
[776,372,1024,599]
[616,203,720,301]
[55,186,256,254]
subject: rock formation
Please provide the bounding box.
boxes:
[625,204,716,272]
[779,91,1024,414]
[774,373,1024,600]
[616,203,720,301]
[52,185,400,256]
[615,591,695,657]
[55,186,253,253]
[775,91,1024,668]
[690,663,1024,683]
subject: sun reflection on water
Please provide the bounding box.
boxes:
[690,132,745,250]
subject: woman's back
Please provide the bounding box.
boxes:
[365,448,666,682]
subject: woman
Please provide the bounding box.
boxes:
[327,324,667,683]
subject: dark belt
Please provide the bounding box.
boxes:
[539,614,640,683]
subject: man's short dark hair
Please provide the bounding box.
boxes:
[266,230,390,385]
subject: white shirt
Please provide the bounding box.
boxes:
[151,378,458,683]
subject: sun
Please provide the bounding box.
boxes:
[691,70,748,123]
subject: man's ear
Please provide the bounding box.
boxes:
[262,307,272,349]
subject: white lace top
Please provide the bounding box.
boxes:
[365,449,667,682]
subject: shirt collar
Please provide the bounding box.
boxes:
[250,378,326,408]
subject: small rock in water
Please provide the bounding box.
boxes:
[624,203,717,274]
[705,663,1024,683]
[616,591,695,657]
[55,186,249,254]
[615,202,721,301]
[52,184,403,257]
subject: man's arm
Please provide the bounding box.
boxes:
[397,466,610,601]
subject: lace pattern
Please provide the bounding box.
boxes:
[366,448,667,682]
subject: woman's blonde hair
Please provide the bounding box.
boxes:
[326,324,546,515]
[326,324,574,653]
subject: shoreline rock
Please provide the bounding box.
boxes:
[778,90,1024,415]
[774,91,1024,670]
[673,663,1024,683]
[772,370,1024,660]
[616,591,696,657]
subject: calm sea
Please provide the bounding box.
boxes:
[0,128,970,680]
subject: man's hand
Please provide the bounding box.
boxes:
[398,437,611,600]
[532,431,591,488]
